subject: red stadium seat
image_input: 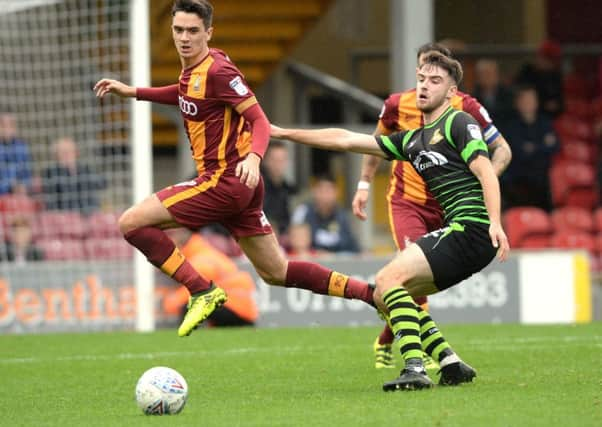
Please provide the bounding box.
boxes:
[554,114,593,141]
[86,211,122,238]
[36,211,86,239]
[503,207,553,248]
[557,140,596,165]
[37,238,86,261]
[84,237,133,260]
[549,162,598,209]
[550,207,594,233]
[564,98,593,121]
[0,194,40,214]
[594,208,602,232]
[549,231,595,255]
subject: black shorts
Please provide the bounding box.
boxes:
[415,221,497,291]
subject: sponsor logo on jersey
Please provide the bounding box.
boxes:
[428,128,444,145]
[412,150,448,171]
[193,76,201,91]
[479,106,492,123]
[467,123,483,140]
[172,179,198,188]
[229,76,249,96]
[178,95,198,116]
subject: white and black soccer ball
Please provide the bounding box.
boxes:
[135,366,188,415]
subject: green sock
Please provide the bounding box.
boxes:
[416,305,452,362]
[382,287,422,362]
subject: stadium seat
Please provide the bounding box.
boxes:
[556,139,596,165]
[503,207,553,248]
[36,211,86,239]
[550,206,594,233]
[549,231,595,255]
[86,211,122,238]
[554,114,593,141]
[84,237,133,260]
[37,238,86,261]
[0,194,40,214]
[564,97,593,121]
[594,207,602,232]
[549,162,598,209]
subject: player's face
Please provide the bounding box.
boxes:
[415,64,456,113]
[172,11,213,65]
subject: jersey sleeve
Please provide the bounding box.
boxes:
[377,94,401,132]
[462,95,500,145]
[375,131,409,161]
[208,62,256,108]
[449,112,489,165]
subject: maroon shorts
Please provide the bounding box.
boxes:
[389,198,443,250]
[157,174,273,239]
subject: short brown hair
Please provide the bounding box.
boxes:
[172,0,213,29]
[416,42,452,60]
[420,51,463,85]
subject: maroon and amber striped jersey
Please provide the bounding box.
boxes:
[178,48,258,179]
[377,88,498,208]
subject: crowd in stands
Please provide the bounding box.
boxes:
[2,39,602,271]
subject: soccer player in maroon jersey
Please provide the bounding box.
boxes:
[93,0,374,337]
[351,43,512,368]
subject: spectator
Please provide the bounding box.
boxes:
[41,136,106,214]
[163,228,258,327]
[0,216,44,264]
[261,140,296,235]
[473,58,514,124]
[515,39,564,117]
[500,85,559,211]
[0,112,33,195]
[291,174,360,254]
[287,222,319,259]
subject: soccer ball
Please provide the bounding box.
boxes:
[135,366,188,415]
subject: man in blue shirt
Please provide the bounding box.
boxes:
[0,112,33,195]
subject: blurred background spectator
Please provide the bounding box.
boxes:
[515,39,564,118]
[163,228,258,327]
[41,136,106,214]
[473,58,514,125]
[262,140,296,236]
[287,222,319,258]
[0,215,44,264]
[291,174,360,254]
[501,85,559,211]
[0,111,33,195]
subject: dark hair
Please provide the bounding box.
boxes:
[312,173,336,185]
[420,51,463,85]
[172,0,213,29]
[416,42,453,60]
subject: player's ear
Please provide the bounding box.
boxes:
[206,26,213,41]
[447,84,457,99]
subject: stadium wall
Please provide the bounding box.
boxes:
[0,251,591,334]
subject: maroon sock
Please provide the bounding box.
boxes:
[285,261,374,307]
[413,295,427,307]
[378,325,394,345]
[124,227,211,294]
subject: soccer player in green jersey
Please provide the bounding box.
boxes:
[271,51,509,391]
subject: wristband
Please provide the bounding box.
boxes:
[357,180,371,191]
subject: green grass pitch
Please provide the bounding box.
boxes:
[1,323,601,426]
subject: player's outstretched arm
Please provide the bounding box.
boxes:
[469,156,509,261]
[270,125,385,158]
[93,78,136,98]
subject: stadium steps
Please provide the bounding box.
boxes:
[149,0,334,147]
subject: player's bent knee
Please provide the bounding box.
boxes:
[118,209,140,235]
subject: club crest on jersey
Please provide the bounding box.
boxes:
[193,76,201,91]
[428,128,444,145]
[229,76,249,96]
[413,150,448,171]
[467,124,483,140]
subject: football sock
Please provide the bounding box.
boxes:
[378,325,394,345]
[285,261,375,306]
[416,305,453,363]
[382,287,422,363]
[124,227,211,294]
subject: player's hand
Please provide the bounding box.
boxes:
[352,189,370,220]
[93,78,136,98]
[236,152,261,189]
[489,222,509,261]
